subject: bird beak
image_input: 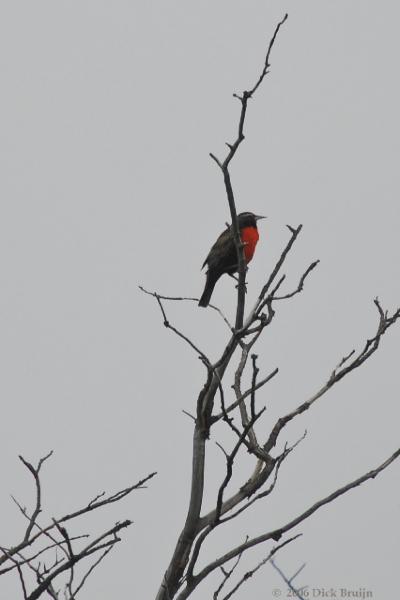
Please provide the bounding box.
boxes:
[254,215,266,221]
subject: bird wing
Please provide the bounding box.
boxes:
[201,227,236,271]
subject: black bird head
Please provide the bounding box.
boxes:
[237,212,266,228]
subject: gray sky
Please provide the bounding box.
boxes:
[0,1,399,598]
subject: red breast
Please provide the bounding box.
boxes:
[240,226,259,263]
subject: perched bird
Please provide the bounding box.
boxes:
[199,211,265,307]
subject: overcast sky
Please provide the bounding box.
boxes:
[0,1,399,599]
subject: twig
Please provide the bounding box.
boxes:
[139,287,212,365]
[18,452,53,543]
[256,224,302,311]
[215,408,266,523]
[250,354,259,421]
[213,541,247,599]
[209,14,289,331]
[0,548,29,599]
[273,260,319,301]
[0,535,87,576]
[217,445,400,569]
[1,471,156,572]
[212,368,279,422]
[138,287,235,333]
[27,521,132,600]
[72,544,114,597]
[270,559,307,600]
[264,300,400,454]
[180,534,300,600]
[222,536,301,600]
[249,14,289,96]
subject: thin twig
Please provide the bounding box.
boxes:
[273,260,319,300]
[18,452,53,543]
[72,544,114,597]
[222,536,301,600]
[1,472,156,569]
[264,300,400,454]
[27,521,132,600]
[139,287,212,365]
[209,14,289,331]
[271,559,307,600]
[213,541,247,599]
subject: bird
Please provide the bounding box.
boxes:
[198,211,266,307]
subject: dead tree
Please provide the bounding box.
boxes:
[0,452,155,599]
[141,14,400,600]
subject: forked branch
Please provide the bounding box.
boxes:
[1,453,156,599]
[149,11,400,600]
[210,13,289,330]
[264,299,400,454]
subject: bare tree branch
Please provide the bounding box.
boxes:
[254,224,302,314]
[215,408,266,523]
[179,535,300,600]
[264,299,400,455]
[221,538,301,600]
[138,287,235,334]
[273,260,320,301]
[218,433,307,525]
[203,445,400,570]
[209,13,289,331]
[18,452,53,543]
[1,468,156,570]
[0,548,29,600]
[213,542,247,599]
[1,454,156,599]
[270,559,307,600]
[212,367,279,423]
[154,20,291,599]
[148,11,400,600]
[72,544,114,597]
[139,287,212,366]
[0,536,87,577]
[26,521,131,600]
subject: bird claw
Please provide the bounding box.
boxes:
[228,273,248,293]
[235,281,248,293]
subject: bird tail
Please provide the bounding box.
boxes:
[198,272,218,307]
